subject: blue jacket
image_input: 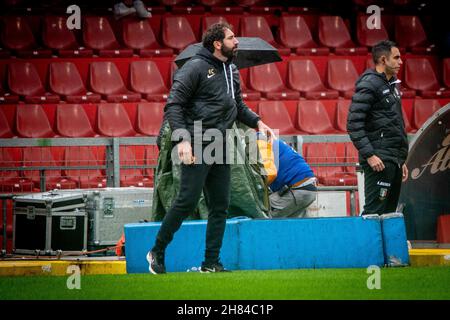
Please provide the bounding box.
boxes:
[269,139,315,192]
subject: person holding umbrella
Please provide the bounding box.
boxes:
[147,23,275,274]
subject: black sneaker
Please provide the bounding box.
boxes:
[146,250,166,274]
[200,261,231,273]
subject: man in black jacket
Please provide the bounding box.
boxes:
[347,40,409,216]
[147,23,274,274]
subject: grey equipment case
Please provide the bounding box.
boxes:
[13,191,88,255]
[58,187,153,246]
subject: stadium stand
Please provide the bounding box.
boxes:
[63,147,107,188]
[249,63,299,100]
[15,104,56,138]
[258,100,304,135]
[43,16,93,58]
[297,100,340,134]
[129,60,169,101]
[55,104,98,138]
[136,102,165,136]
[22,147,77,190]
[8,61,59,103]
[404,58,450,98]
[49,62,101,103]
[327,59,359,98]
[0,149,34,193]
[97,103,138,137]
[412,99,442,129]
[82,16,133,57]
[288,59,339,99]
[89,61,141,102]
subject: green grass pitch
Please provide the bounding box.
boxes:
[1,266,449,300]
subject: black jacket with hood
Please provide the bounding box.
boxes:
[164,47,260,143]
[347,68,409,165]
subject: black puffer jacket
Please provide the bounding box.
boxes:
[347,69,408,165]
[164,47,260,142]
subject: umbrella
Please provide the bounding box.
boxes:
[174,37,282,70]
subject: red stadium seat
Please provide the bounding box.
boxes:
[0,149,34,193]
[1,16,52,58]
[356,14,389,48]
[171,5,205,14]
[318,16,368,55]
[258,101,304,135]
[0,108,14,138]
[82,16,132,57]
[42,16,93,57]
[8,61,60,103]
[288,60,339,99]
[278,16,329,55]
[120,146,153,187]
[129,61,169,102]
[413,99,441,130]
[22,147,78,190]
[0,81,19,104]
[49,62,101,103]
[443,58,450,89]
[122,18,173,57]
[395,16,434,54]
[199,0,233,6]
[144,145,159,184]
[297,101,340,134]
[16,104,56,138]
[404,58,450,98]
[335,100,351,133]
[249,64,299,100]
[136,102,165,136]
[97,103,137,137]
[202,16,232,33]
[240,16,290,56]
[239,72,261,100]
[327,59,359,98]
[305,143,356,186]
[162,16,197,52]
[89,61,141,102]
[344,142,359,174]
[402,108,415,133]
[56,104,98,137]
[64,147,107,189]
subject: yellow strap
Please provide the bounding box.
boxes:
[257,139,277,185]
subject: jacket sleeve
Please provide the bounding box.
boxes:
[164,60,200,133]
[347,79,377,160]
[232,67,260,128]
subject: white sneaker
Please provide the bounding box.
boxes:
[113,2,136,20]
[133,0,151,18]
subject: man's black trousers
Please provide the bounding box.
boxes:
[362,161,403,215]
[152,161,230,264]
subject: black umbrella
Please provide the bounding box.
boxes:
[174,37,282,70]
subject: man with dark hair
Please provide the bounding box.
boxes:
[347,40,409,216]
[146,23,274,274]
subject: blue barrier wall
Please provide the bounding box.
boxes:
[381,213,410,266]
[238,217,384,269]
[125,220,240,273]
[125,216,386,273]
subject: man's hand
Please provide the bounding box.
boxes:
[257,120,276,141]
[402,164,408,182]
[367,155,385,172]
[178,140,195,165]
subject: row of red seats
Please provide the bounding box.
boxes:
[0,60,169,104]
[243,57,450,100]
[1,56,449,104]
[0,13,434,58]
[0,98,445,139]
[253,99,444,135]
[0,103,165,138]
[0,145,158,192]
[303,142,358,186]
